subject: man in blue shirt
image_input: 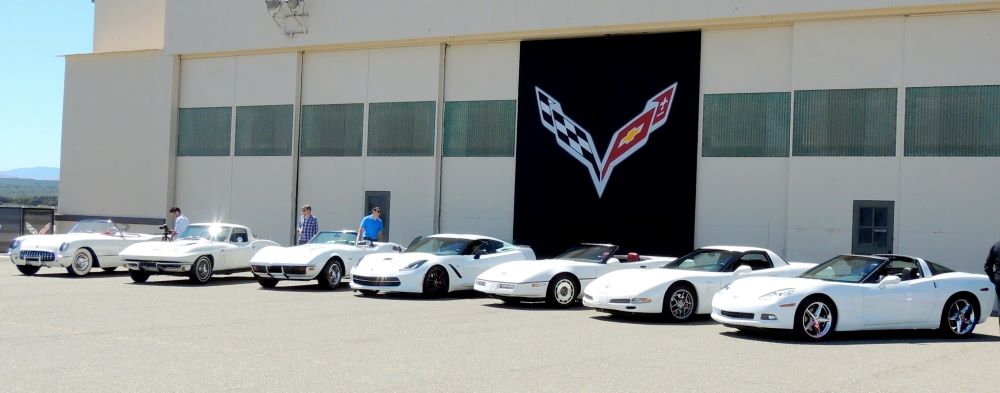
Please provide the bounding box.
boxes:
[297,205,319,245]
[169,207,189,241]
[358,207,383,244]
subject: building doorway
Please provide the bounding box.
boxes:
[364,191,390,241]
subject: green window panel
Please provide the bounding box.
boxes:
[702,93,790,157]
[905,85,1000,156]
[300,104,364,157]
[177,107,231,156]
[367,101,436,157]
[235,105,293,156]
[443,100,517,157]
[793,89,897,156]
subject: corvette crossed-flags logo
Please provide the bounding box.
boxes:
[535,83,678,197]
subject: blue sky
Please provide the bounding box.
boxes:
[0,2,93,172]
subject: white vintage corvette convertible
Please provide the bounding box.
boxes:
[120,223,278,284]
[9,219,160,276]
[583,246,815,321]
[350,234,535,297]
[474,243,675,307]
[712,254,996,340]
[250,230,404,289]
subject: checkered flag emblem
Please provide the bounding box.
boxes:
[535,83,677,197]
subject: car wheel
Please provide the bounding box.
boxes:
[15,265,41,276]
[421,266,450,298]
[129,269,150,283]
[357,289,379,296]
[317,259,344,290]
[662,283,697,322]
[545,274,579,308]
[939,295,978,338]
[258,278,279,288]
[66,249,94,277]
[102,267,117,273]
[188,256,213,285]
[794,296,836,341]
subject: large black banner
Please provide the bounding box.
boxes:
[514,32,700,258]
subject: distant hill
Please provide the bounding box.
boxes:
[0,178,58,207]
[0,167,59,181]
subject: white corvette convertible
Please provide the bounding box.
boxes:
[582,246,815,321]
[9,219,160,276]
[712,254,996,340]
[350,234,535,297]
[120,223,278,284]
[474,243,674,307]
[250,230,404,289]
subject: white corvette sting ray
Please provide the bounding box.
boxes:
[120,223,278,284]
[712,254,996,340]
[9,219,160,276]
[350,234,535,297]
[583,246,815,321]
[250,230,404,289]
[475,243,675,307]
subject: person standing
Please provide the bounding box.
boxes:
[357,206,384,244]
[297,205,319,245]
[169,207,189,240]
[985,240,1000,328]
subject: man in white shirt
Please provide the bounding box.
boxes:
[169,207,189,240]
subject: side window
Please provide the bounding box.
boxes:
[230,228,249,243]
[876,260,921,282]
[734,253,772,271]
[486,240,504,254]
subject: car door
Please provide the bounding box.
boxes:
[862,260,924,325]
[225,228,255,269]
[452,240,511,288]
[721,252,775,287]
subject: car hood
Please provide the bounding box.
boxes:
[354,252,438,275]
[720,276,830,298]
[477,259,594,283]
[120,239,228,259]
[250,243,349,265]
[15,233,105,250]
[586,268,708,296]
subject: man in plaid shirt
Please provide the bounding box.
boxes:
[297,205,318,245]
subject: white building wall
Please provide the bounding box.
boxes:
[93,0,165,52]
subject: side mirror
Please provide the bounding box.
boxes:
[734,265,752,275]
[878,275,901,288]
[606,257,620,264]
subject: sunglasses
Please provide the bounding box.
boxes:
[373,210,381,213]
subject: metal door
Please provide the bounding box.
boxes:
[852,201,894,255]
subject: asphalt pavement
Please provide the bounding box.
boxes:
[1,258,997,393]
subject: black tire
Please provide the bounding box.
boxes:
[793,295,837,341]
[545,274,580,308]
[421,266,450,298]
[357,289,378,296]
[662,283,698,322]
[66,249,94,277]
[258,278,279,288]
[316,259,344,290]
[188,256,213,285]
[16,265,41,276]
[938,294,978,338]
[102,267,117,273]
[129,269,150,283]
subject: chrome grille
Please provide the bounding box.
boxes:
[20,250,56,262]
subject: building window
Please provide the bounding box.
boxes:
[177,107,231,156]
[367,101,436,157]
[235,105,293,156]
[443,100,517,157]
[702,93,790,157]
[905,85,1000,157]
[300,104,364,157]
[852,200,894,255]
[793,89,897,156]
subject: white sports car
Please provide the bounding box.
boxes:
[583,246,815,321]
[250,230,404,289]
[474,243,675,307]
[712,254,996,340]
[9,219,160,276]
[120,223,278,284]
[350,234,535,297]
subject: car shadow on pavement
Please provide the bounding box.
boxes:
[482,301,592,312]
[352,289,488,302]
[259,283,355,293]
[719,327,1000,345]
[589,313,718,325]
[127,275,258,287]
[14,270,131,279]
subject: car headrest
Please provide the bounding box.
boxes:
[627,252,640,262]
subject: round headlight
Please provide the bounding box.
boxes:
[10,239,21,250]
[59,242,69,252]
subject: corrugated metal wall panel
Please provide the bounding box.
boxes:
[177,107,231,156]
[793,88,897,156]
[905,85,1000,156]
[443,100,517,157]
[235,105,293,156]
[300,104,364,157]
[367,101,436,157]
[703,93,790,157]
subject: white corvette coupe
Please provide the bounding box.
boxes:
[9,219,160,276]
[120,223,279,284]
[582,246,815,321]
[474,243,675,308]
[250,230,404,289]
[350,234,535,298]
[712,254,996,340]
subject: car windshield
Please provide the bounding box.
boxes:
[309,231,358,245]
[179,225,231,242]
[405,237,472,256]
[663,249,739,272]
[69,220,119,235]
[555,244,617,263]
[800,255,886,283]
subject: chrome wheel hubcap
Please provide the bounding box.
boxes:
[196,259,210,280]
[947,299,975,335]
[74,253,90,272]
[328,264,342,286]
[669,289,694,319]
[553,279,575,304]
[801,302,833,338]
